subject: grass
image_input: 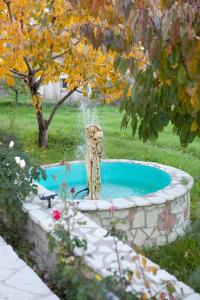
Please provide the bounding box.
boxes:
[0,95,200,291]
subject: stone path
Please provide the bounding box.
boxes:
[0,236,59,300]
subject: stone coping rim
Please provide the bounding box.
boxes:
[39,159,194,211]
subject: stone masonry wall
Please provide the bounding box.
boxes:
[83,191,190,247]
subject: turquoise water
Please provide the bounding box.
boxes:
[37,162,171,200]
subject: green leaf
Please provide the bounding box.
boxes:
[118,58,129,75]
[119,99,127,113]
[48,235,57,252]
[177,64,188,85]
[121,113,130,129]
[168,47,180,65]
[131,116,137,138]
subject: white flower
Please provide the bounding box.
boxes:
[15,156,21,165]
[19,159,26,169]
[9,141,14,149]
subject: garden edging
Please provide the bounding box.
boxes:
[24,194,200,300]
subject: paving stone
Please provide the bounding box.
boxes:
[86,243,96,254]
[156,236,167,246]
[0,236,6,247]
[143,227,154,237]
[42,296,62,300]
[146,209,158,227]
[105,252,117,264]
[84,233,100,243]
[117,221,129,231]
[134,229,147,246]
[171,201,183,214]
[185,294,200,300]
[0,269,16,282]
[176,214,184,227]
[113,209,129,219]
[0,283,36,300]
[126,230,134,241]
[99,245,112,253]
[0,245,25,270]
[176,227,185,236]
[6,266,52,295]
[168,231,177,243]
[132,210,145,227]
[0,236,59,300]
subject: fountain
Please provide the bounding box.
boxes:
[85,124,103,200]
[36,103,194,247]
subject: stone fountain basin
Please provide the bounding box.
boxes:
[37,160,194,247]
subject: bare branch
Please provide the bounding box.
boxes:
[76,89,83,93]
[46,87,77,127]
[7,74,24,80]
[31,66,42,74]
[10,69,28,78]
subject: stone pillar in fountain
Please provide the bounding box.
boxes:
[85,125,103,200]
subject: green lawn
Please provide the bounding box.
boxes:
[1,96,200,291]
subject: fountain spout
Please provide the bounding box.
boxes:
[85,124,103,200]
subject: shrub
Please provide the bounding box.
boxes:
[0,130,44,247]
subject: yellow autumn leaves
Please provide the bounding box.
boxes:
[62,41,125,102]
[0,0,127,107]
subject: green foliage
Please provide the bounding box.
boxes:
[188,219,200,291]
[111,1,200,147]
[120,59,200,146]
[0,79,28,103]
[51,260,107,300]
[0,130,45,240]
[78,0,200,146]
[48,201,107,300]
[144,233,200,293]
[48,224,87,255]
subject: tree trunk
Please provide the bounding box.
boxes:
[31,87,77,148]
[15,90,18,105]
[37,110,48,148]
[39,126,48,148]
[31,88,48,148]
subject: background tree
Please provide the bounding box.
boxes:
[75,0,200,146]
[0,78,28,104]
[0,0,124,147]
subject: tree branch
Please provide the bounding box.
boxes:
[10,69,28,78]
[4,0,13,22]
[33,39,81,74]
[52,50,69,60]
[46,87,77,127]
[7,74,24,80]
[52,40,80,60]
[31,66,42,74]
[23,57,33,74]
[76,89,83,93]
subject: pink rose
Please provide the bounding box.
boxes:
[52,210,61,221]
[70,187,75,194]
